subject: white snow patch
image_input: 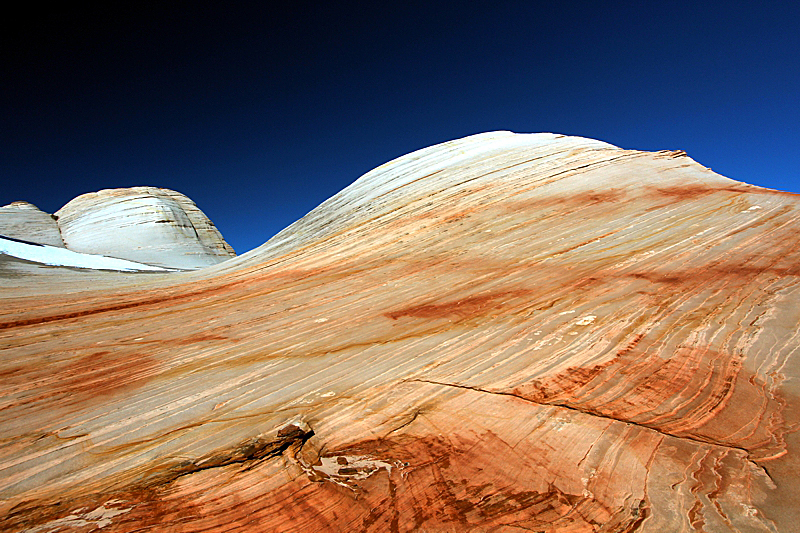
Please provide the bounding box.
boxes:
[0,236,172,272]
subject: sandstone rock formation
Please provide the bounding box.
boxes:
[0,202,65,248]
[1,132,798,532]
[1,188,235,271]
[55,187,236,269]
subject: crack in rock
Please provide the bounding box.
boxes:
[143,422,315,488]
[408,378,776,485]
[5,424,316,532]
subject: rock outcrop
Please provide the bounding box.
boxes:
[0,201,65,247]
[55,187,235,269]
[1,188,235,271]
[1,132,799,532]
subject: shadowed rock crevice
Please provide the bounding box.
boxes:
[148,423,315,487]
[2,424,315,532]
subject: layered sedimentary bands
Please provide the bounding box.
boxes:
[55,187,235,269]
[1,187,235,270]
[1,132,799,532]
[0,202,65,248]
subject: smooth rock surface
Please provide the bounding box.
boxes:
[1,132,799,532]
[55,187,236,269]
[0,202,65,247]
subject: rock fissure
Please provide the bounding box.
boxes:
[2,425,316,533]
[408,378,775,484]
[146,424,315,489]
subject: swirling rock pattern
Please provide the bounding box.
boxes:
[1,132,798,532]
[55,187,235,269]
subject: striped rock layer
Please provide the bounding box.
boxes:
[0,202,65,248]
[54,187,235,269]
[1,132,799,532]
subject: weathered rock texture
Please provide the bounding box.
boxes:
[1,132,799,532]
[0,202,65,247]
[55,187,235,269]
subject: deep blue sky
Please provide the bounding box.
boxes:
[2,1,798,254]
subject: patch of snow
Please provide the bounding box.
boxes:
[0,235,173,272]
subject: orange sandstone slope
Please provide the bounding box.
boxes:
[1,132,799,532]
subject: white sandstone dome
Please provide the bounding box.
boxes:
[55,187,235,269]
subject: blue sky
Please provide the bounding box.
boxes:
[2,1,798,254]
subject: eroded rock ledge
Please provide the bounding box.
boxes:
[1,132,798,532]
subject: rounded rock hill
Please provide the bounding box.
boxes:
[1,132,799,532]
